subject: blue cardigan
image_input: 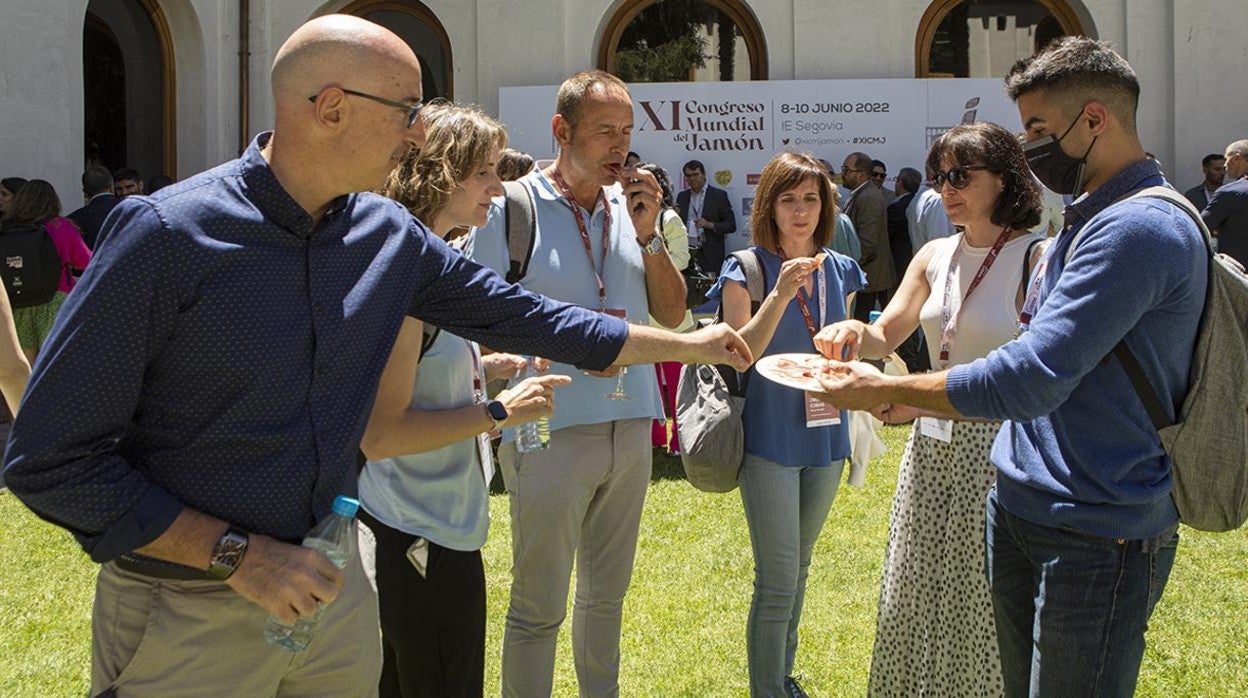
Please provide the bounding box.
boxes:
[946,159,1208,539]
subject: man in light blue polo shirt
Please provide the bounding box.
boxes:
[469,69,687,697]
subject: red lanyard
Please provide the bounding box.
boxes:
[550,169,611,310]
[776,246,827,343]
[939,227,1012,367]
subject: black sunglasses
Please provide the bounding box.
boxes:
[307,88,424,129]
[928,165,990,190]
[871,171,887,179]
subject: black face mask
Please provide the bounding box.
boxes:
[1023,115,1097,195]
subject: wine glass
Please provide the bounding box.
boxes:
[606,314,631,401]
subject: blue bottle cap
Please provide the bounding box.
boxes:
[331,495,360,518]
[868,310,882,323]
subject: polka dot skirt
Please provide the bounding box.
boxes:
[868,421,1004,698]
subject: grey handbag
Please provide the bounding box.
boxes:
[674,249,765,493]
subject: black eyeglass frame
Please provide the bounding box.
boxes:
[928,165,991,190]
[870,171,888,179]
[307,88,424,129]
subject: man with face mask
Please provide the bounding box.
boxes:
[811,37,1207,697]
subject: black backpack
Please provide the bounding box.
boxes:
[0,222,63,308]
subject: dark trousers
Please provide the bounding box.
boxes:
[360,510,486,698]
[985,488,1178,698]
[697,234,726,274]
[852,289,893,323]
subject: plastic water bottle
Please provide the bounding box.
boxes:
[514,359,549,454]
[868,310,882,324]
[263,495,359,651]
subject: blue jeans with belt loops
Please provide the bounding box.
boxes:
[985,486,1179,698]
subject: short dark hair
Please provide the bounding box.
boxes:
[638,162,676,209]
[146,175,174,193]
[555,70,629,131]
[682,160,705,175]
[1202,153,1226,167]
[1,177,28,196]
[497,148,534,181]
[112,167,141,183]
[896,167,923,195]
[82,166,113,195]
[870,159,887,172]
[1004,36,1139,134]
[750,152,839,253]
[926,122,1042,231]
[1,179,62,225]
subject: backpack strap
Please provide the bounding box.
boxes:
[732,248,766,312]
[419,323,440,363]
[1097,186,1213,432]
[503,180,537,284]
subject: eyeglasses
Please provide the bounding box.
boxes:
[871,172,887,180]
[307,88,424,129]
[928,165,990,190]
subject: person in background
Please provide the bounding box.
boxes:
[67,166,120,250]
[711,151,865,698]
[678,159,737,273]
[496,148,535,182]
[112,168,143,197]
[362,101,572,698]
[0,177,27,215]
[818,122,1044,697]
[146,174,175,194]
[906,170,957,252]
[1183,153,1225,212]
[871,159,898,204]
[1201,139,1248,266]
[0,179,92,364]
[625,150,642,168]
[842,152,894,321]
[640,162,695,455]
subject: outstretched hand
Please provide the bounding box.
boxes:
[685,323,753,371]
[812,360,889,411]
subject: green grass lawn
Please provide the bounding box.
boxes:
[2,424,1245,696]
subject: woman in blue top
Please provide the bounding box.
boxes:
[710,151,865,697]
[359,102,571,698]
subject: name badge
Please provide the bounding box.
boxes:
[476,432,496,485]
[918,416,953,443]
[804,392,842,428]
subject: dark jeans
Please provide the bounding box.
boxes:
[360,510,486,698]
[984,487,1179,698]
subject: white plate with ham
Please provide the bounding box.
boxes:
[754,353,845,392]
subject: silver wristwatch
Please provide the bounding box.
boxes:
[638,234,665,256]
[207,526,249,580]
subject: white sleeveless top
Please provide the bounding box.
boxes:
[919,232,1044,368]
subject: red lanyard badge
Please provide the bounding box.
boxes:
[938,227,1012,368]
[550,169,611,310]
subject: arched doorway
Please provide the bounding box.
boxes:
[598,0,768,82]
[83,0,176,180]
[340,0,454,101]
[916,0,1087,77]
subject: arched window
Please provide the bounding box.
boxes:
[916,0,1087,78]
[339,0,453,100]
[83,0,177,178]
[599,0,767,83]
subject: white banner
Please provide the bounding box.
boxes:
[499,78,1020,251]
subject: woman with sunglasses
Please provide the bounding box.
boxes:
[358,102,571,698]
[815,122,1044,697]
[710,151,865,698]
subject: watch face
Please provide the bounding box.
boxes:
[487,401,509,421]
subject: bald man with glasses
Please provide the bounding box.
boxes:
[4,15,750,697]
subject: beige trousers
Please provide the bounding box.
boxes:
[498,418,652,698]
[90,542,381,697]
